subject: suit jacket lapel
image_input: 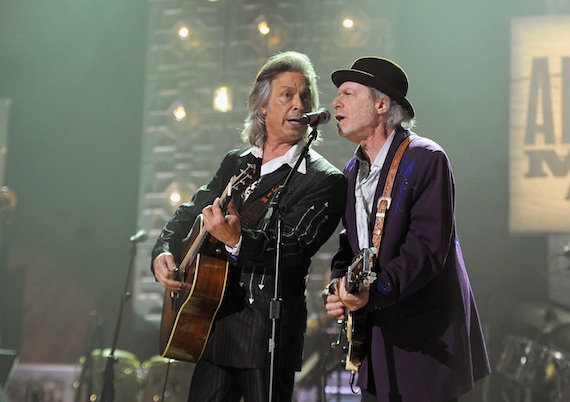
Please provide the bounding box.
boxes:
[344,158,360,254]
[344,128,409,254]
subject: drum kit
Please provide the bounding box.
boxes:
[496,302,570,401]
[73,349,195,402]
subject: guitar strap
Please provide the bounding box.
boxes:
[371,135,415,254]
[322,136,415,300]
[237,161,294,229]
[239,184,281,229]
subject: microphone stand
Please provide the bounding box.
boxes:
[263,124,321,402]
[99,235,143,402]
[74,311,104,402]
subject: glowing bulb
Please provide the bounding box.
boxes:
[165,181,197,211]
[178,25,190,39]
[257,21,270,35]
[342,18,355,29]
[213,85,233,113]
[169,192,181,204]
[172,105,187,121]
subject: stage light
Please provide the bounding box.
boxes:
[257,20,270,36]
[169,101,203,139]
[168,189,181,204]
[213,85,233,113]
[342,18,355,29]
[250,15,288,55]
[177,25,190,39]
[164,181,197,211]
[172,104,187,121]
[172,21,205,54]
[334,11,371,49]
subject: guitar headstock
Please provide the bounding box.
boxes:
[346,247,377,294]
[227,163,258,198]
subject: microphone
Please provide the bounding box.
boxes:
[129,230,148,243]
[299,108,331,126]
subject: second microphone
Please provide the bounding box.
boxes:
[299,108,331,126]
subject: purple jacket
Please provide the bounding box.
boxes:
[331,128,491,401]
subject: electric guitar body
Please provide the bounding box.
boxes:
[343,247,377,373]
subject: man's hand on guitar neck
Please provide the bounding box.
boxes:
[202,197,241,248]
[153,252,182,293]
[324,276,370,320]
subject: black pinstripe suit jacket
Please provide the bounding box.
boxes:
[153,146,346,372]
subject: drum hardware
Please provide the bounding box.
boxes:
[496,335,549,385]
[294,318,347,402]
[74,348,140,402]
[547,324,570,402]
[514,302,570,334]
[139,356,194,402]
[548,323,570,356]
[497,308,570,402]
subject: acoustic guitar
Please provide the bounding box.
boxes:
[159,163,257,362]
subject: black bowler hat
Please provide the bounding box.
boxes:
[331,57,414,117]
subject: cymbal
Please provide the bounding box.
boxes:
[515,301,570,332]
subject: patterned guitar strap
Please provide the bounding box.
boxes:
[322,135,415,300]
[371,135,415,253]
[239,184,281,229]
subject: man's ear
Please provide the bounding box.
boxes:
[376,96,390,115]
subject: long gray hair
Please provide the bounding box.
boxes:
[370,87,416,130]
[240,51,320,147]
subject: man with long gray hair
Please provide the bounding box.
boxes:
[152,51,346,401]
[324,57,491,401]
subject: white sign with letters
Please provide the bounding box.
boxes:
[510,16,570,233]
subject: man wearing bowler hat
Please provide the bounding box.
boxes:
[324,57,491,401]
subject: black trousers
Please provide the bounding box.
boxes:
[188,359,295,402]
[361,389,458,402]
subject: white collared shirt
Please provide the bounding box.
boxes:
[355,131,395,250]
[240,139,308,177]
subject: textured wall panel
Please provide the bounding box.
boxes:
[134,0,395,328]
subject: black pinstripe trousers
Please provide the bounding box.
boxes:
[187,359,296,402]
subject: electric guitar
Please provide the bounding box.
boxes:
[159,163,257,362]
[342,247,377,376]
